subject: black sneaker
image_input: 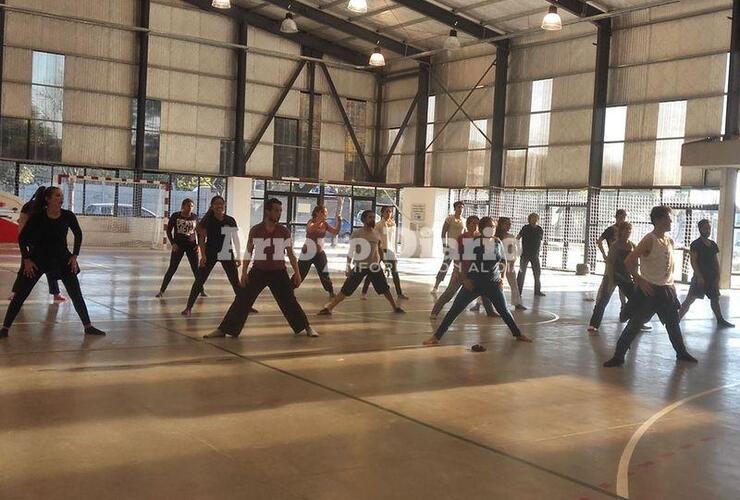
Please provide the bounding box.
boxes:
[603,357,624,367]
[84,326,106,336]
[676,353,698,363]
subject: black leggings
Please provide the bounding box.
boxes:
[185,257,241,310]
[298,249,333,294]
[362,249,402,296]
[517,253,542,294]
[218,268,309,336]
[159,245,199,293]
[4,267,91,328]
[12,261,59,295]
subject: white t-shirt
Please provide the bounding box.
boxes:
[350,227,381,264]
[502,236,520,263]
[445,215,465,242]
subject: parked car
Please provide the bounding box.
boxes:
[84,203,158,217]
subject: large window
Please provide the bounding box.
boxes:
[602,106,628,186]
[273,117,300,178]
[425,95,435,185]
[30,51,65,161]
[467,120,488,186]
[130,99,161,170]
[654,100,687,185]
[344,99,367,182]
[733,172,740,288]
[525,78,553,186]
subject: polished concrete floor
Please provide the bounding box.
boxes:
[1,247,739,500]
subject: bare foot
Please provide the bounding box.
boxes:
[516,334,533,343]
[423,336,440,346]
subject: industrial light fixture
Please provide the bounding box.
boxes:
[444,29,461,50]
[541,5,563,31]
[347,0,368,14]
[369,47,385,67]
[280,13,298,33]
[212,0,231,9]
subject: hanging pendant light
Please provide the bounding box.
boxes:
[541,5,562,31]
[369,47,385,67]
[212,0,231,9]
[280,13,298,34]
[347,0,368,14]
[444,29,461,50]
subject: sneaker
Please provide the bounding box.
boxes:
[514,304,527,310]
[718,319,735,328]
[305,326,320,337]
[676,352,698,363]
[200,290,208,297]
[84,326,106,336]
[203,329,226,338]
[394,307,406,314]
[181,308,192,317]
[603,357,624,367]
[640,324,653,331]
[155,292,164,298]
[53,294,67,302]
[317,308,332,316]
[423,336,439,346]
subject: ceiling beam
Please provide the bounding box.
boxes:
[180,0,368,66]
[545,0,607,26]
[388,0,506,45]
[259,0,424,56]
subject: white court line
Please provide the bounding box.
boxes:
[617,380,740,498]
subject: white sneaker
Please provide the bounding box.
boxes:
[203,329,226,338]
[305,326,320,337]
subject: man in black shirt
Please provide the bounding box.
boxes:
[516,213,545,297]
[156,198,203,297]
[679,219,734,328]
[596,209,630,309]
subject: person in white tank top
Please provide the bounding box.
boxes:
[604,206,697,367]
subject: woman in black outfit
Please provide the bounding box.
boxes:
[181,195,254,316]
[7,186,65,302]
[156,198,206,298]
[1,186,105,338]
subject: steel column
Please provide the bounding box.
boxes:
[413,65,430,186]
[372,74,383,181]
[306,60,316,178]
[489,42,509,187]
[233,21,248,177]
[134,0,150,173]
[588,20,611,187]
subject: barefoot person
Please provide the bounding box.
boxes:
[588,222,635,332]
[424,217,531,345]
[361,206,408,301]
[318,210,405,316]
[678,219,734,328]
[156,198,205,298]
[596,209,628,307]
[496,217,526,311]
[1,187,105,338]
[516,213,545,297]
[603,206,697,367]
[205,198,318,338]
[432,201,465,292]
[8,186,65,302]
[298,205,341,298]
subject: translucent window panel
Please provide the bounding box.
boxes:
[0,117,29,160]
[469,120,488,150]
[466,149,486,187]
[657,100,687,139]
[32,52,64,86]
[426,95,435,149]
[29,121,62,161]
[734,229,740,274]
[602,143,625,186]
[654,139,684,185]
[530,79,553,113]
[722,52,730,135]
[504,149,527,187]
[528,113,551,147]
[131,99,162,132]
[0,161,16,195]
[274,145,300,178]
[32,85,64,122]
[604,106,627,142]
[387,128,403,153]
[525,147,548,186]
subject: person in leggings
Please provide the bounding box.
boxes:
[588,222,635,332]
[1,187,105,338]
[496,217,526,310]
[181,195,247,316]
[156,198,206,298]
[432,201,465,292]
[205,198,318,338]
[8,186,65,302]
[430,215,497,319]
[424,217,532,346]
[361,206,408,301]
[298,205,341,297]
[603,206,697,367]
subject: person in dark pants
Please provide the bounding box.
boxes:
[156,198,206,298]
[318,210,405,316]
[424,217,532,345]
[205,198,318,338]
[432,201,466,292]
[604,206,697,367]
[678,220,734,328]
[8,186,65,302]
[588,221,635,332]
[361,206,408,301]
[516,212,545,297]
[181,195,247,316]
[597,209,628,307]
[1,186,105,338]
[298,204,341,297]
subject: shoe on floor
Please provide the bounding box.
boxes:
[535,292,546,297]
[603,357,624,367]
[84,326,106,336]
[304,327,320,337]
[203,329,226,338]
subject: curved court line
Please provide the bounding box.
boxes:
[331,309,559,328]
[617,380,740,498]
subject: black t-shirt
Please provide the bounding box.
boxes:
[20,209,82,270]
[167,211,198,248]
[201,214,238,259]
[600,225,617,249]
[518,224,543,256]
[690,237,719,279]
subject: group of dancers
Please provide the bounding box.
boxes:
[2,189,735,369]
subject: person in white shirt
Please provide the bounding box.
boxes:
[603,206,697,367]
[361,206,408,301]
[318,210,405,316]
[432,201,465,292]
[495,217,526,310]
